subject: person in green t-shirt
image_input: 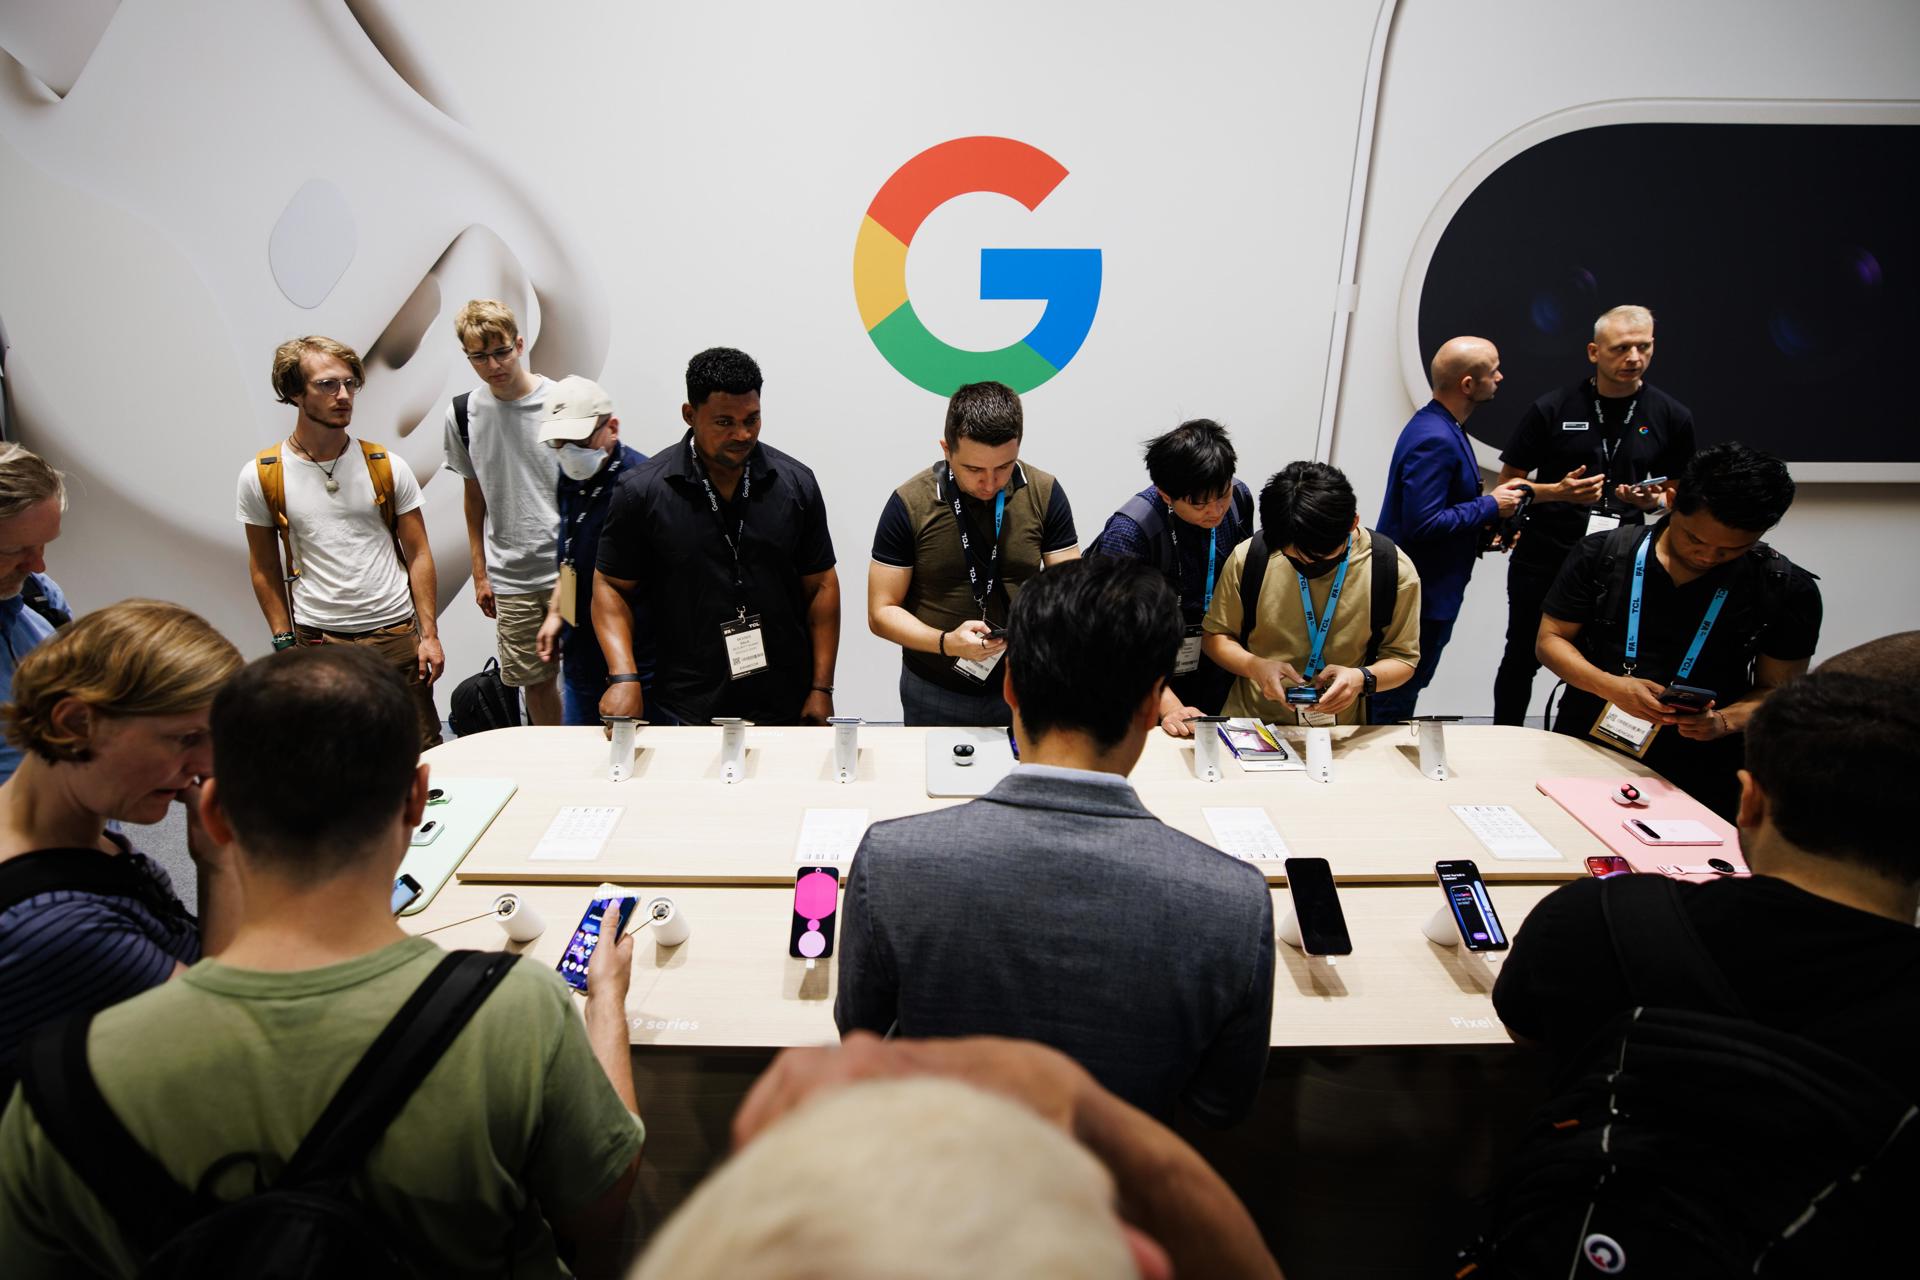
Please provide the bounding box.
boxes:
[0,645,645,1278]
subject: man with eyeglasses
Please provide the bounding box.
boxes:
[442,299,563,725]
[237,335,446,748]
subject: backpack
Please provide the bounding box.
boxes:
[452,392,472,452]
[1237,527,1399,720]
[21,572,70,629]
[18,949,518,1280]
[1088,485,1256,584]
[1456,875,1918,1278]
[1587,523,1811,666]
[448,656,521,736]
[255,439,400,627]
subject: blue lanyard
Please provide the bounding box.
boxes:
[1161,504,1219,612]
[1294,536,1352,679]
[1626,532,1727,678]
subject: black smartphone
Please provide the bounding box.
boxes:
[1659,682,1716,712]
[1435,860,1509,952]
[556,896,638,992]
[1284,684,1321,705]
[1283,857,1352,956]
[390,873,423,915]
[982,626,1008,641]
[789,866,840,959]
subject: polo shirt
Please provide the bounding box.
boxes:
[0,574,67,785]
[1500,378,1694,569]
[554,443,649,683]
[596,432,835,725]
[871,461,1077,695]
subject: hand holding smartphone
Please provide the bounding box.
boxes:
[1657,682,1716,713]
[1284,684,1321,705]
[556,895,638,992]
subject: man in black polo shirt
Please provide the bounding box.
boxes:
[867,381,1079,726]
[1537,442,1820,819]
[1493,305,1695,724]
[593,348,840,726]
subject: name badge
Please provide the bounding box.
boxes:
[1585,510,1622,538]
[1174,625,1204,676]
[1590,702,1658,757]
[953,648,1005,683]
[721,614,768,680]
[1296,707,1335,728]
[557,563,579,627]
[1561,420,1591,432]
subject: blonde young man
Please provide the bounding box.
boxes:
[443,300,561,725]
[237,336,444,749]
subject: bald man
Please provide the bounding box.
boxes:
[1372,337,1530,722]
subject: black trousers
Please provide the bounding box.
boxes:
[1492,550,1570,725]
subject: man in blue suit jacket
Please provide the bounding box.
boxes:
[1372,337,1529,721]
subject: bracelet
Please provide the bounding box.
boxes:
[938,631,949,658]
[271,632,297,651]
[812,685,834,695]
[606,673,644,684]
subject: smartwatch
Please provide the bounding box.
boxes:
[1360,667,1377,697]
[271,632,297,651]
[606,673,644,684]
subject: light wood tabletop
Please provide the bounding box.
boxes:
[403,880,1554,1050]
[425,723,1656,886]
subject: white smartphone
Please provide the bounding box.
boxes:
[1622,817,1723,846]
[408,818,445,847]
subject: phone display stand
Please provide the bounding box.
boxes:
[1413,719,1449,782]
[491,892,545,943]
[646,895,690,947]
[1305,727,1333,783]
[395,777,518,916]
[830,717,860,784]
[604,717,641,782]
[1422,903,1461,947]
[714,718,750,784]
[1276,905,1304,950]
[1192,716,1228,782]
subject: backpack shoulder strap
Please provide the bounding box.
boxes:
[1599,873,1749,1018]
[453,393,472,452]
[1237,530,1270,649]
[22,574,71,629]
[1112,493,1172,574]
[1364,529,1398,666]
[1592,522,1654,625]
[279,950,518,1185]
[0,850,161,917]
[358,439,398,535]
[254,444,288,533]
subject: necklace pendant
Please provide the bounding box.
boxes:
[324,477,340,494]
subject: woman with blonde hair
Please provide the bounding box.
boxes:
[0,600,243,1089]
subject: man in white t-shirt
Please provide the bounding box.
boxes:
[237,335,445,748]
[442,299,562,725]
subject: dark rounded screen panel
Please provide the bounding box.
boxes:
[1417,123,1919,466]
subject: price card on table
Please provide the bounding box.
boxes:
[1203,807,1293,862]
[1450,804,1562,861]
[529,806,624,861]
[795,808,868,863]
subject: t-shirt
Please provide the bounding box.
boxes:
[1203,527,1422,725]
[0,842,199,1085]
[1493,874,1920,1102]
[0,937,645,1279]
[555,443,650,681]
[443,379,562,595]
[1500,379,1695,567]
[0,575,68,785]
[235,442,422,631]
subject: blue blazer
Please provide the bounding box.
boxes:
[1376,401,1498,621]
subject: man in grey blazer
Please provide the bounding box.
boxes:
[836,557,1276,1124]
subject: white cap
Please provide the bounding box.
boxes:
[537,375,615,443]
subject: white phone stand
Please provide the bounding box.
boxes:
[1192,716,1227,782]
[1422,903,1461,947]
[1413,719,1449,782]
[1276,905,1304,950]
[714,718,750,784]
[604,717,641,782]
[1305,727,1333,783]
[830,717,860,784]
[646,895,690,947]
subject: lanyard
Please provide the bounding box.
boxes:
[1294,536,1353,679]
[1625,532,1727,678]
[558,453,625,567]
[1591,387,1638,508]
[1161,505,1218,612]
[948,466,1008,616]
[689,439,751,604]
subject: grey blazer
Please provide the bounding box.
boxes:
[835,766,1275,1124]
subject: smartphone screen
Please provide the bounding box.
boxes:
[1283,857,1352,956]
[789,866,840,959]
[390,873,422,914]
[1435,860,1508,952]
[1285,685,1321,705]
[556,896,638,992]
[1586,855,1633,878]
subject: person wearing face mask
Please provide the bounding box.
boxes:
[0,600,243,1095]
[533,376,651,727]
[1203,461,1422,727]
[1088,419,1255,736]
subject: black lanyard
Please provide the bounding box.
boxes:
[1590,384,1638,507]
[689,439,751,601]
[558,454,626,567]
[945,464,1008,617]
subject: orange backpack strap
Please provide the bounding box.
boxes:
[358,439,397,534]
[255,444,300,625]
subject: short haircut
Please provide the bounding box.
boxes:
[1145,419,1237,502]
[210,646,419,878]
[944,381,1023,450]
[5,600,242,763]
[1008,557,1180,749]
[1745,671,1920,884]
[1593,304,1654,340]
[1258,460,1357,557]
[270,336,365,405]
[0,443,66,522]
[1819,631,1920,684]
[629,1078,1134,1280]
[454,298,520,349]
[685,347,763,408]
[1671,441,1796,532]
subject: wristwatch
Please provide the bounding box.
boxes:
[606,673,644,684]
[1360,667,1377,697]
[271,632,296,651]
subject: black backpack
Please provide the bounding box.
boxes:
[1586,523,1813,669]
[1456,875,1918,1278]
[1087,486,1256,581]
[448,656,521,736]
[19,949,518,1279]
[1237,527,1400,721]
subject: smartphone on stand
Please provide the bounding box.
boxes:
[390,873,423,914]
[789,866,841,959]
[1282,857,1352,956]
[1434,860,1509,952]
[555,896,638,992]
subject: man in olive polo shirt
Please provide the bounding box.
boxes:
[868,382,1080,726]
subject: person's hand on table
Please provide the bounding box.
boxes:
[1311,665,1366,715]
[598,681,644,737]
[1159,705,1204,737]
[535,612,564,665]
[1247,657,1304,704]
[947,619,1005,663]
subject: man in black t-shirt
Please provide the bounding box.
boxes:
[1492,305,1695,723]
[1494,666,1920,1105]
[1537,443,1820,818]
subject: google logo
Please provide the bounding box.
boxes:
[854,136,1103,396]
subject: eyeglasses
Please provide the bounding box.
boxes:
[465,346,516,365]
[310,377,364,397]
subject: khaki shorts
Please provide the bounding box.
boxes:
[494,592,558,687]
